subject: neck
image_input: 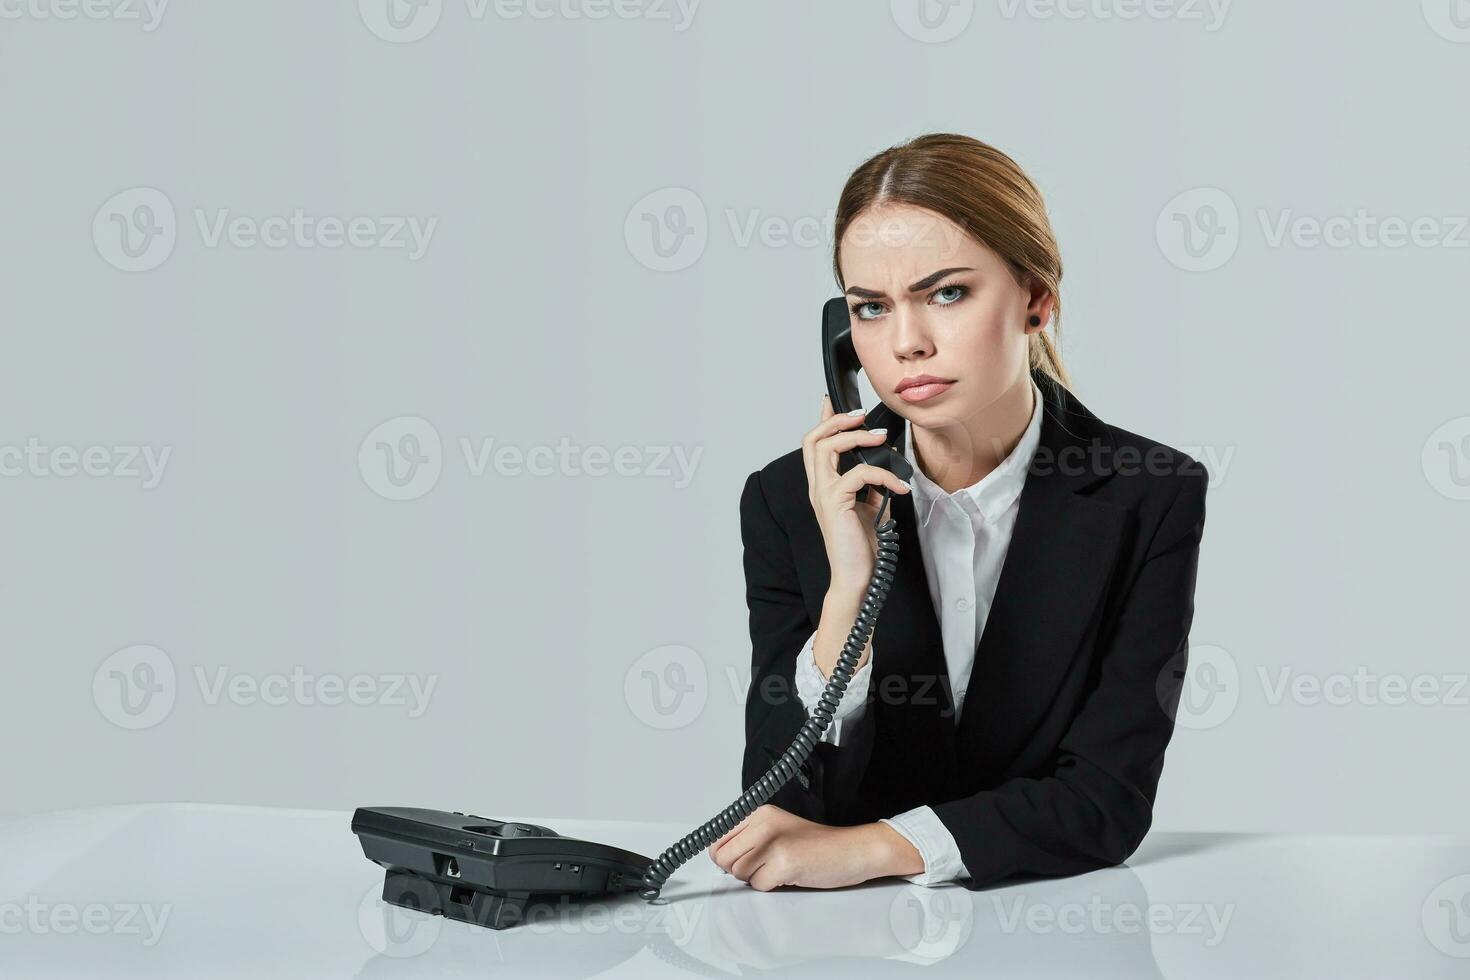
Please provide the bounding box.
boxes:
[911,372,1035,495]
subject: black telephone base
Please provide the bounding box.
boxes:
[380,869,539,931]
[354,807,654,930]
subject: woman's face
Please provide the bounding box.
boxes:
[837,203,1051,430]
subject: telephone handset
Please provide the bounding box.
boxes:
[822,297,914,485]
[354,297,914,921]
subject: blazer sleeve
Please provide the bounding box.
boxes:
[739,468,875,824]
[931,467,1209,889]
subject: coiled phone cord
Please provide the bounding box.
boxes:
[638,488,901,902]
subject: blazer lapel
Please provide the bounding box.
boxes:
[957,375,1128,766]
[872,372,1129,767]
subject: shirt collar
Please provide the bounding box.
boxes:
[903,378,1045,528]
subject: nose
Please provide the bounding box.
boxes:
[890,306,934,361]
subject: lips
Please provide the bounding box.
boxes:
[898,381,954,403]
[896,374,956,404]
[896,373,955,393]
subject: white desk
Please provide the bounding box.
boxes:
[1,804,1466,978]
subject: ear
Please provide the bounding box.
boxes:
[1022,275,1055,334]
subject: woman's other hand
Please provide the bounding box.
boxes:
[706,804,923,890]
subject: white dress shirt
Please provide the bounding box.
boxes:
[793,379,1045,885]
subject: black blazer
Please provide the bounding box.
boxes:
[738,369,1208,890]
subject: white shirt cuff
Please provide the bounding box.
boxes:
[793,631,872,746]
[880,806,970,886]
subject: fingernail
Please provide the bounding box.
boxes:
[868,427,887,436]
[846,407,865,416]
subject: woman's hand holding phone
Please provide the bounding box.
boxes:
[801,395,911,678]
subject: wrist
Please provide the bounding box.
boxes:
[816,591,872,677]
[861,821,926,878]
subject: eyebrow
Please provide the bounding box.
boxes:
[844,267,974,300]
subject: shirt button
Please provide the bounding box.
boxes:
[956,597,971,611]
[957,690,967,703]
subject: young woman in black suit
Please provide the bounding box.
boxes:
[707,133,1209,892]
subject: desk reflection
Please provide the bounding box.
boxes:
[359,863,1170,978]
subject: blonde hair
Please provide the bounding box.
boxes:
[831,133,1072,392]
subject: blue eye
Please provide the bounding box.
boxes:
[933,284,966,305]
[851,301,885,321]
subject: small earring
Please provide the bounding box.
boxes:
[1028,315,1041,327]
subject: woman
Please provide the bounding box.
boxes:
[708,133,1209,892]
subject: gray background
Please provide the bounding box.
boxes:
[2,0,1466,835]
